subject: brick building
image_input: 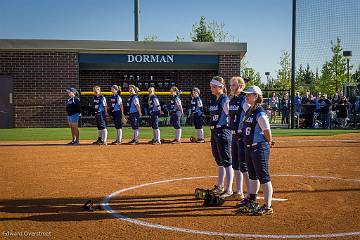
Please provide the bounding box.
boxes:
[0,39,246,128]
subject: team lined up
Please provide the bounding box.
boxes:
[65,85,205,145]
[66,75,274,216]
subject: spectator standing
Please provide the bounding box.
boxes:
[281,93,290,124]
[302,98,315,128]
[301,91,311,104]
[270,92,279,123]
[319,94,332,129]
[337,96,348,128]
[294,92,302,114]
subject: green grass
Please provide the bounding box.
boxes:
[0,127,359,141]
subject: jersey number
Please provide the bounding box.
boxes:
[245,127,251,136]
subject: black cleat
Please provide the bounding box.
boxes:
[128,139,139,145]
[235,199,259,215]
[83,200,96,212]
[92,137,102,145]
[111,140,121,145]
[252,204,274,216]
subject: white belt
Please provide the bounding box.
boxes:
[210,124,221,129]
[231,130,242,134]
[246,143,258,148]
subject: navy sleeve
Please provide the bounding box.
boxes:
[75,98,82,113]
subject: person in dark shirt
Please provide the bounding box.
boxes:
[281,93,290,124]
[319,94,332,129]
[301,98,315,128]
[66,87,81,144]
[337,96,348,128]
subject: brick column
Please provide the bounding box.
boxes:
[0,51,79,127]
[218,55,241,82]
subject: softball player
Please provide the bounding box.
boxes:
[191,87,205,143]
[148,87,161,144]
[235,85,274,216]
[92,86,108,145]
[66,87,81,145]
[169,86,184,144]
[209,76,233,195]
[109,85,125,145]
[127,85,142,145]
[221,77,252,200]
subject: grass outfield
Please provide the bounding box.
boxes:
[0,127,359,141]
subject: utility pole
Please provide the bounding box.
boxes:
[290,0,296,129]
[134,0,140,41]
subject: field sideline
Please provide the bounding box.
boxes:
[0,127,359,141]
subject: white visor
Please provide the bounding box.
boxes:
[210,79,224,87]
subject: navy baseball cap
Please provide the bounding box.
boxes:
[111,85,119,91]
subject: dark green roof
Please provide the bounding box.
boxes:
[0,39,246,56]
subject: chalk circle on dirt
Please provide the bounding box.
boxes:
[101,174,360,239]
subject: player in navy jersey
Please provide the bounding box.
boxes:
[148,87,161,144]
[109,85,125,145]
[92,86,108,145]
[220,76,252,200]
[235,86,274,216]
[209,76,233,196]
[169,87,184,144]
[66,87,81,145]
[190,87,205,143]
[126,85,142,145]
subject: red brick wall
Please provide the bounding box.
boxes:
[0,51,79,127]
[218,55,241,82]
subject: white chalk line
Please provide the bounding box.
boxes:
[275,139,359,143]
[101,174,360,239]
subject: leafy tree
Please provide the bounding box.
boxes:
[318,61,334,94]
[274,51,291,90]
[240,58,265,89]
[328,37,347,92]
[175,35,185,42]
[207,20,233,42]
[190,16,214,42]
[314,37,351,95]
[352,65,360,83]
[296,64,316,93]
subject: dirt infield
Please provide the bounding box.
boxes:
[0,133,359,240]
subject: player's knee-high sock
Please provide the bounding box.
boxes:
[248,179,260,201]
[117,129,122,142]
[242,171,251,197]
[217,166,226,188]
[262,181,273,207]
[234,170,243,194]
[175,129,182,141]
[200,128,204,139]
[103,129,108,143]
[98,130,102,139]
[225,166,234,193]
[152,130,156,140]
[196,129,201,139]
[155,129,160,141]
[249,179,260,194]
[134,129,139,141]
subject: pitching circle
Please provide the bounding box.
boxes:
[101,174,360,239]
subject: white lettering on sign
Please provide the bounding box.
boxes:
[127,55,175,63]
